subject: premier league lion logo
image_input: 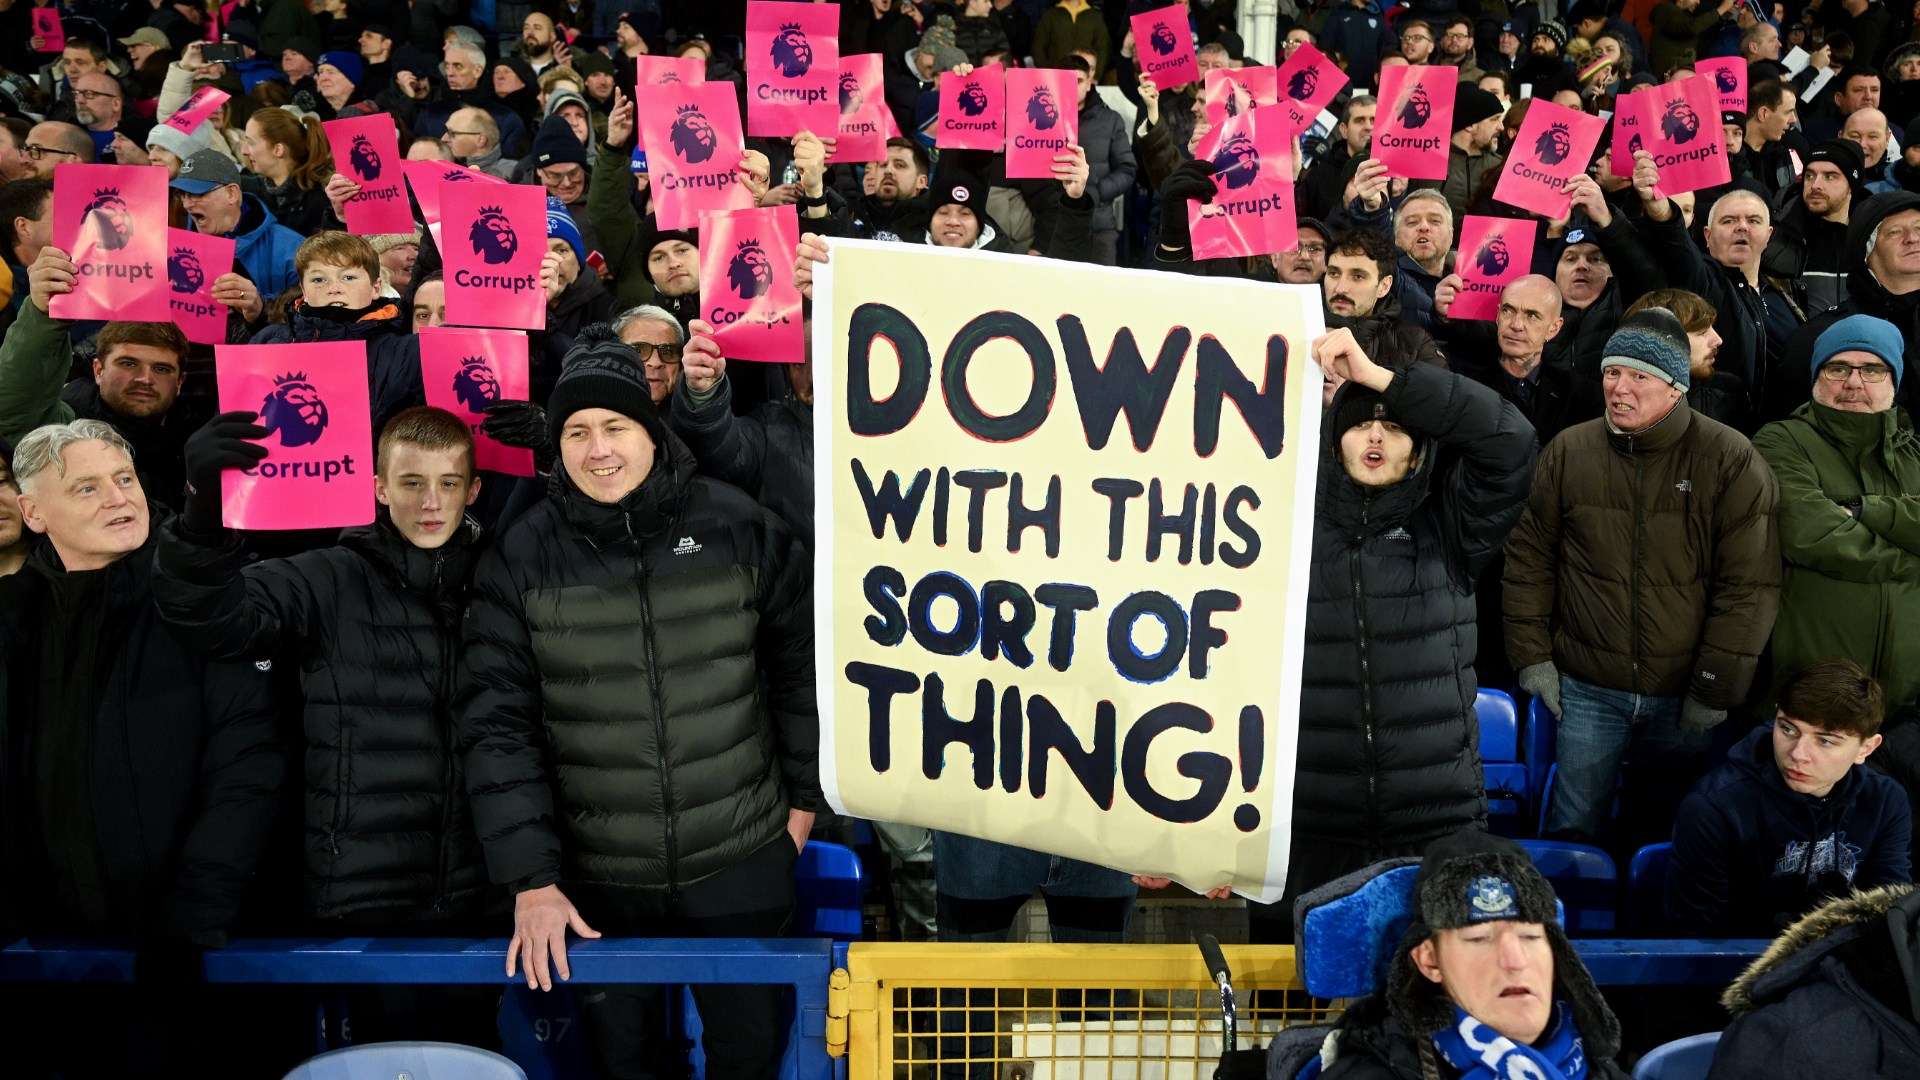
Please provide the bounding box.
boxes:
[839,72,862,114]
[1628,132,1645,156]
[1535,122,1573,166]
[84,188,133,251]
[259,372,329,448]
[349,134,382,180]
[1287,67,1318,102]
[1662,99,1701,144]
[1212,133,1261,191]
[469,206,518,266]
[958,81,991,116]
[658,71,683,85]
[443,170,478,183]
[1715,67,1739,95]
[1399,84,1432,129]
[167,247,204,294]
[728,239,774,300]
[1149,21,1178,56]
[1475,235,1512,277]
[453,356,501,412]
[1027,87,1059,131]
[770,23,813,78]
[670,103,718,164]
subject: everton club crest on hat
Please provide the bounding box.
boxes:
[1468,875,1518,921]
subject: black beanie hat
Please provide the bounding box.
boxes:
[547,324,669,450]
[1806,138,1866,188]
[930,167,990,222]
[1452,85,1505,133]
[531,115,589,169]
[638,216,699,259]
[1332,383,1407,438]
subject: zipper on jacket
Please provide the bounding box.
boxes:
[329,725,349,859]
[1630,446,1644,695]
[630,519,681,898]
[429,556,456,916]
[1350,502,1380,845]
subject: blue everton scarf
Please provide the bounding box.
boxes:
[1430,1002,1589,1080]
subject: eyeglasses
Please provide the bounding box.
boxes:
[1402,33,1432,44]
[71,88,121,102]
[1819,362,1893,383]
[23,143,78,160]
[441,128,483,139]
[630,341,683,366]
[1443,31,1472,40]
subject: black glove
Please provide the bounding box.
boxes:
[482,399,555,474]
[1155,159,1218,255]
[181,410,270,536]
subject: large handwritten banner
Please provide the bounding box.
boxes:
[812,241,1323,901]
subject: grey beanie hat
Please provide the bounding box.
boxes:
[1601,306,1693,390]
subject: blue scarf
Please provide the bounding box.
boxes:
[1430,1003,1589,1080]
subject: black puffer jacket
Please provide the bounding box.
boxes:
[152,516,494,922]
[0,533,285,944]
[1296,365,1537,853]
[458,438,817,894]
[669,374,813,547]
[250,301,425,435]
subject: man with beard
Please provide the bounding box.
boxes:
[0,419,284,1077]
[70,72,146,163]
[634,224,701,329]
[22,120,94,179]
[1518,21,1578,98]
[0,252,203,508]
[0,439,26,576]
[520,11,564,77]
[1764,140,1864,315]
[1633,151,1794,425]
[834,137,933,241]
[1436,16,1486,82]
[1776,190,1920,422]
[1320,228,1447,406]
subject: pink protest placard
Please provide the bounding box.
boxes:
[1004,68,1079,180]
[1451,216,1539,321]
[401,158,503,227]
[1640,74,1731,197]
[699,205,804,364]
[1493,99,1605,217]
[636,54,705,87]
[638,79,753,230]
[937,67,1006,151]
[32,8,63,52]
[1611,88,1647,178]
[1189,104,1297,260]
[1695,57,1747,113]
[831,53,890,163]
[165,227,234,345]
[1373,65,1455,181]
[215,342,375,531]
[49,163,169,322]
[1274,44,1348,136]
[324,113,411,234]
[1198,67,1286,159]
[442,181,546,331]
[746,0,839,137]
[1131,5,1199,89]
[419,327,535,476]
[163,85,229,136]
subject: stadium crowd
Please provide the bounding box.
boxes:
[2,0,1920,1076]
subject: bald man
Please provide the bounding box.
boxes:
[23,120,93,178]
[1433,273,1599,444]
[1842,107,1896,189]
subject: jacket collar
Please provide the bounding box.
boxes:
[1804,399,1913,456]
[1722,884,1920,1015]
[339,515,482,597]
[553,431,693,549]
[1605,396,1691,454]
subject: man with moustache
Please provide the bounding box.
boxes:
[0,249,204,508]
[1273,219,1331,285]
[1319,228,1447,406]
[520,12,565,77]
[1763,140,1864,314]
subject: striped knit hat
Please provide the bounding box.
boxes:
[1601,307,1692,390]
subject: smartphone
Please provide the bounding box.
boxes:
[203,43,244,64]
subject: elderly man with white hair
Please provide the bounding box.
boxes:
[0,418,284,1073]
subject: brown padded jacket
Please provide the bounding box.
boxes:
[1502,401,1783,708]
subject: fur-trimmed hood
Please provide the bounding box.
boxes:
[1722,884,1920,1015]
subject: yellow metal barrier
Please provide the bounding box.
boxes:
[833,944,1337,1079]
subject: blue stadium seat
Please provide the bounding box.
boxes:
[794,840,864,941]
[1516,840,1618,935]
[1632,1032,1722,1080]
[1526,697,1556,812]
[1628,842,1674,933]
[284,1041,527,1079]
[1477,689,1520,761]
